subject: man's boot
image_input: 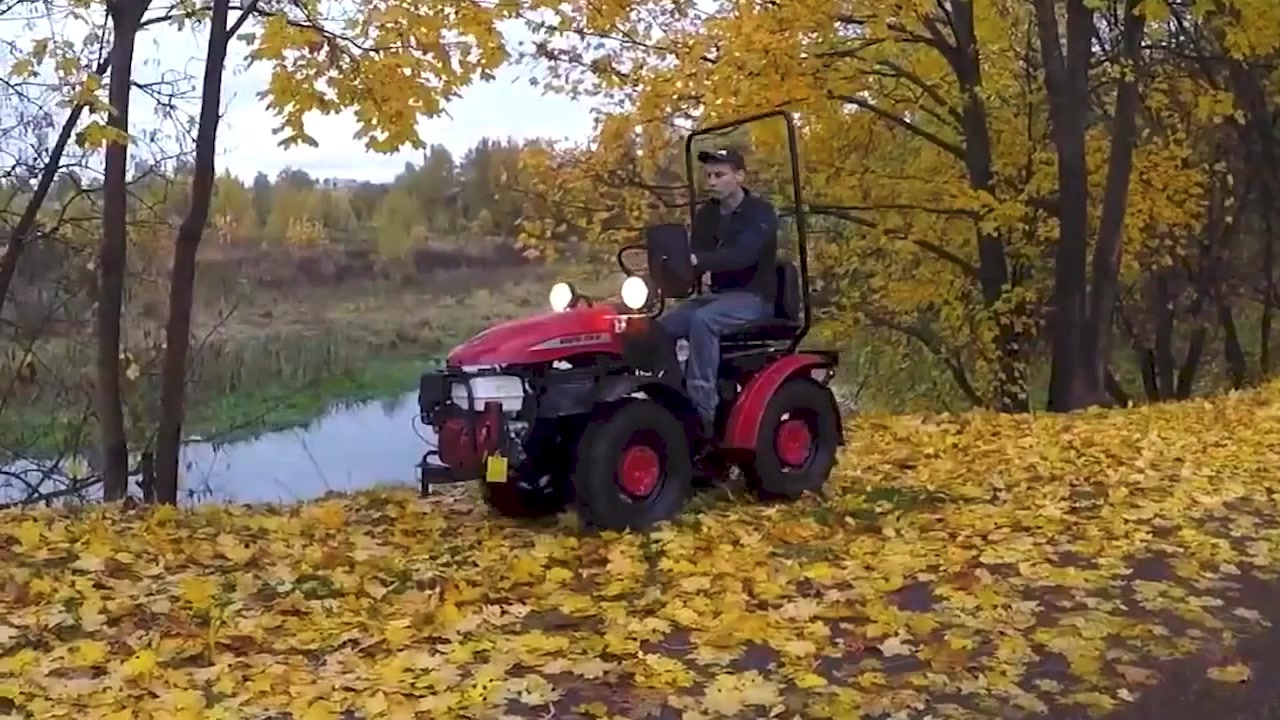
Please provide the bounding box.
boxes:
[692,413,728,486]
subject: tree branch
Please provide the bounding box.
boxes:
[830,93,967,162]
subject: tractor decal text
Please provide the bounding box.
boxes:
[530,333,613,351]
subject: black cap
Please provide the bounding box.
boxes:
[697,147,746,170]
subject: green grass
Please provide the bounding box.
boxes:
[1,269,561,457]
[181,354,437,445]
[0,339,452,457]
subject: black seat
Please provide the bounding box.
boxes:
[722,261,802,343]
[645,223,696,299]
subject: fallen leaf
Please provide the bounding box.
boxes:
[1207,663,1252,683]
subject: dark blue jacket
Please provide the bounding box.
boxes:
[690,189,778,302]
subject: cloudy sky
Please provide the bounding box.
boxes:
[212,26,600,183]
[210,20,599,183]
[4,11,600,184]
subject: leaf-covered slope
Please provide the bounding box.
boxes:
[3,384,1280,718]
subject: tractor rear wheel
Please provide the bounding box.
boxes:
[572,399,693,531]
[743,377,841,500]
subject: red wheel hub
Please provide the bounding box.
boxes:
[618,444,661,497]
[775,417,813,467]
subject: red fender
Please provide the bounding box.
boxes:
[722,353,835,450]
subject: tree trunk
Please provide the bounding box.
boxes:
[1259,172,1276,378]
[96,0,149,501]
[0,59,111,318]
[1263,287,1274,377]
[1104,367,1130,407]
[1225,57,1280,379]
[1034,0,1095,411]
[950,0,1024,412]
[1084,0,1146,397]
[1138,348,1159,402]
[1175,327,1205,400]
[1153,273,1176,399]
[154,0,232,504]
[1218,301,1247,389]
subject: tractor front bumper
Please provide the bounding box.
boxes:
[418,459,470,489]
[416,367,528,495]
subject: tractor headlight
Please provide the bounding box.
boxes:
[620,276,649,310]
[549,281,575,312]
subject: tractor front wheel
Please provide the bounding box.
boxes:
[572,399,693,531]
[482,421,577,519]
[743,377,841,500]
[482,473,571,519]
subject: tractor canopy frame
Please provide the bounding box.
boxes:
[681,108,812,352]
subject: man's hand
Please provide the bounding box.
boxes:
[690,253,698,267]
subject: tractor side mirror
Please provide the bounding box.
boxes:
[644,223,695,299]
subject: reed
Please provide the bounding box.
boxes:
[1,272,555,456]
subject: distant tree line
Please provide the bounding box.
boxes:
[1,136,535,266]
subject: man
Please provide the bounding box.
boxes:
[658,146,779,439]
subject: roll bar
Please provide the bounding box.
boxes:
[682,109,811,350]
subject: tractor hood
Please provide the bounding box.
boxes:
[446,304,624,366]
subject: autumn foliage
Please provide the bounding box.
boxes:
[7,0,1280,716]
[510,0,1280,413]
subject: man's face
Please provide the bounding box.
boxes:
[702,162,744,200]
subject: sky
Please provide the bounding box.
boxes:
[209,24,601,184]
[224,80,595,183]
[3,11,601,185]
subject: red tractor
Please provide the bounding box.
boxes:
[416,110,844,531]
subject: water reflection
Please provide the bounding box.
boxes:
[1,391,437,507]
[183,390,431,504]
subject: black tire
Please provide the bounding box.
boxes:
[743,377,841,500]
[572,399,693,531]
[481,474,571,519]
[481,421,579,519]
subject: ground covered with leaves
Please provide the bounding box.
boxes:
[3,385,1280,719]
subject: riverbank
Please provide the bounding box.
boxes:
[0,266,559,458]
[180,355,429,446]
[1,379,1277,717]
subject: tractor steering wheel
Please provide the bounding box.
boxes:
[616,244,646,276]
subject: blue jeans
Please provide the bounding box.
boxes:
[657,291,772,425]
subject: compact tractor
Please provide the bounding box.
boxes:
[416,110,844,531]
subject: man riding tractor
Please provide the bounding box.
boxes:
[659,146,779,444]
[415,109,845,532]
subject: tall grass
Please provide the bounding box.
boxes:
[1,270,558,456]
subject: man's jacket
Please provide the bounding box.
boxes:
[690,188,779,303]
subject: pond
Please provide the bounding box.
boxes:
[0,391,436,506]
[180,391,430,503]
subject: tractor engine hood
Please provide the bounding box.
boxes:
[446,305,625,367]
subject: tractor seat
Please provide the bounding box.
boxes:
[722,261,802,343]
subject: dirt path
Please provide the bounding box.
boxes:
[1095,574,1280,720]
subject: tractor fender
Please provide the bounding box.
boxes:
[722,353,843,451]
[596,374,696,416]
[595,374,700,438]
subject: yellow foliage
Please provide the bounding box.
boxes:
[246,0,532,153]
[2,382,1280,716]
[510,0,1270,407]
[14,1,537,159]
[75,120,129,150]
